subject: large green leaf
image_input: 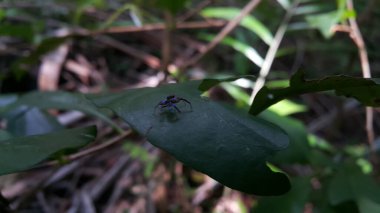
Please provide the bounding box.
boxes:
[0,126,97,175]
[93,81,290,195]
[1,91,121,131]
[259,110,310,164]
[250,71,380,115]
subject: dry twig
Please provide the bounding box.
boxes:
[250,0,300,102]
[96,20,225,34]
[345,0,374,147]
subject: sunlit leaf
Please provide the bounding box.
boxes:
[201,7,273,45]
[268,99,307,116]
[198,75,256,92]
[306,11,340,38]
[199,34,264,67]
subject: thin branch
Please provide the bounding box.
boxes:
[95,35,161,69]
[346,0,374,146]
[181,0,262,69]
[161,11,175,80]
[250,0,300,102]
[94,20,226,34]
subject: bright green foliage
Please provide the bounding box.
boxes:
[250,71,380,115]
[305,0,355,38]
[198,75,256,92]
[93,81,290,195]
[0,126,97,175]
[199,34,264,68]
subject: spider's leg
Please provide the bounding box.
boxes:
[159,104,168,112]
[179,98,192,111]
[155,103,167,114]
[173,104,181,113]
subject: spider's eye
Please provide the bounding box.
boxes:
[167,95,175,99]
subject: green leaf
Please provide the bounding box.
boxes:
[268,99,307,116]
[2,91,121,132]
[201,7,274,45]
[306,11,340,38]
[154,0,189,13]
[0,23,34,42]
[94,81,290,195]
[304,0,349,39]
[259,110,310,164]
[328,164,380,212]
[0,94,18,111]
[5,107,63,137]
[199,34,264,68]
[0,130,12,141]
[198,75,256,92]
[253,177,312,213]
[0,126,97,175]
[250,71,380,115]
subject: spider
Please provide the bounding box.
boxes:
[155,95,192,113]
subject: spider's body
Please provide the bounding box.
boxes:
[155,95,192,113]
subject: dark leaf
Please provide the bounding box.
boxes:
[5,107,63,136]
[253,177,312,213]
[328,164,380,212]
[0,126,97,175]
[2,91,120,131]
[250,71,380,115]
[94,81,290,195]
[259,110,310,164]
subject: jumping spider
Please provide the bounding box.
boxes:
[154,95,192,113]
